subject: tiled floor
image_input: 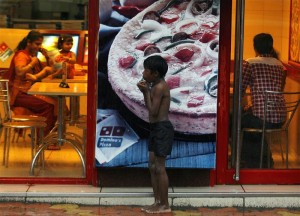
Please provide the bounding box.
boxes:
[0,125,84,178]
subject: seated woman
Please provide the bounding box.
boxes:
[3,30,57,137]
[241,33,287,168]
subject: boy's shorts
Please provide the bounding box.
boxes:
[148,121,174,157]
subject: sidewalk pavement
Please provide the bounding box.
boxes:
[2,184,300,209]
[1,202,300,216]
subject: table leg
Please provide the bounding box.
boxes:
[57,96,64,145]
[69,96,80,125]
[29,95,86,176]
[30,135,86,176]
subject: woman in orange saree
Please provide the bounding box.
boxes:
[3,30,57,136]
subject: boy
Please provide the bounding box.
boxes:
[137,55,174,214]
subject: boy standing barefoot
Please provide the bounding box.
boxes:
[137,55,174,214]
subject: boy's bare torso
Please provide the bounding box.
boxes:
[149,80,170,123]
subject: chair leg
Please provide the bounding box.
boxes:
[285,131,289,169]
[22,129,27,141]
[5,128,11,167]
[30,127,35,161]
[15,129,20,143]
[2,128,7,165]
[260,132,264,169]
[11,128,26,143]
[266,141,270,168]
[11,129,16,143]
[0,126,3,144]
[38,128,45,169]
[278,132,285,163]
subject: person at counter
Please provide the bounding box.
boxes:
[3,30,57,136]
[241,33,287,168]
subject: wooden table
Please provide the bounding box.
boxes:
[41,76,87,124]
[28,82,87,96]
[27,82,87,176]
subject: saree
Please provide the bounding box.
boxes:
[3,50,58,113]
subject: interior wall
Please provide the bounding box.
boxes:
[231,0,291,63]
[33,0,79,19]
[0,29,29,69]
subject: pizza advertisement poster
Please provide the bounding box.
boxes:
[97,0,220,168]
[0,42,13,63]
[108,0,220,136]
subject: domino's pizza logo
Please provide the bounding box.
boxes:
[97,126,126,148]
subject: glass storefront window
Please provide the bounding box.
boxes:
[0,0,88,178]
[229,0,300,171]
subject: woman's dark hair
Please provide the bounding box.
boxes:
[16,30,43,51]
[143,55,168,78]
[253,33,276,56]
[57,34,73,50]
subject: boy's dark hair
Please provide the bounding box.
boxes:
[143,55,168,78]
[57,34,73,49]
[16,30,43,51]
[253,33,274,55]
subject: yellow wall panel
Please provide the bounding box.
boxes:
[0,29,30,69]
[231,0,290,63]
[264,0,284,11]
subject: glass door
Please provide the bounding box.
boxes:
[216,0,300,185]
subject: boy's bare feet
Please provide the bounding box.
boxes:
[26,73,37,81]
[141,201,159,212]
[145,205,171,214]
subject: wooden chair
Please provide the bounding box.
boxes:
[239,91,300,169]
[0,79,47,168]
